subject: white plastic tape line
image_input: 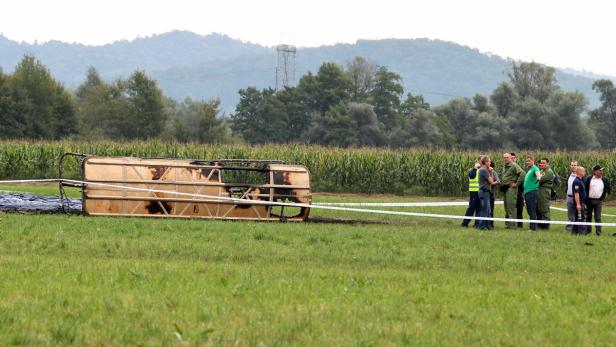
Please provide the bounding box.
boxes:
[58,179,616,227]
[1,178,614,227]
[550,205,616,217]
[0,179,62,184]
[317,201,616,217]
[315,201,504,207]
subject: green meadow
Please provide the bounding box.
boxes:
[0,185,615,346]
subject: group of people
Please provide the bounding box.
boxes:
[462,153,612,235]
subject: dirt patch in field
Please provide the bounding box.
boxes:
[306,216,388,225]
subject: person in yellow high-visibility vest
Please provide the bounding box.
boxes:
[461,156,482,227]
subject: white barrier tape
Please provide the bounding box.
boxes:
[58,179,616,227]
[2,178,615,227]
[550,205,616,217]
[316,201,616,218]
[0,179,62,184]
[315,201,504,207]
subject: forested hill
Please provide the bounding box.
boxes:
[0,31,609,111]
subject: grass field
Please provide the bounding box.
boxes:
[1,185,616,346]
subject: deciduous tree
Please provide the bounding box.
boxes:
[370,66,404,129]
[123,70,168,139]
[490,82,517,117]
[231,87,289,144]
[6,55,77,139]
[589,79,616,148]
[509,62,558,103]
[346,56,377,102]
[172,98,229,143]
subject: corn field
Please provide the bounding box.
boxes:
[1,141,615,196]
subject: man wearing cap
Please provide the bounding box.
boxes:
[565,160,579,231]
[584,165,611,235]
[537,158,555,229]
[501,153,525,229]
[572,166,588,234]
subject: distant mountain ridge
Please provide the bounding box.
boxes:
[0,31,610,112]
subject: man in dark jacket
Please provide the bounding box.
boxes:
[584,165,611,235]
[477,156,500,230]
[572,166,588,235]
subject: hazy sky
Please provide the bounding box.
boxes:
[3,0,615,76]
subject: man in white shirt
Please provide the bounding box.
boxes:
[584,165,611,235]
[565,160,578,231]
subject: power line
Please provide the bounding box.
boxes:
[159,66,276,82]
[157,66,470,99]
[407,89,467,98]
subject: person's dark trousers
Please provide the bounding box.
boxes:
[477,190,492,230]
[489,193,495,228]
[586,198,603,235]
[461,191,480,227]
[516,185,525,228]
[566,196,576,232]
[524,190,538,231]
[573,204,588,235]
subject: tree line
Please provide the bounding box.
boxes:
[1,55,615,150]
[233,57,616,150]
[0,56,228,143]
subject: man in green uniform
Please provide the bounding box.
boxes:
[511,153,526,228]
[537,158,555,229]
[524,156,542,231]
[500,153,525,229]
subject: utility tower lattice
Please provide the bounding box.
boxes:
[275,44,296,90]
